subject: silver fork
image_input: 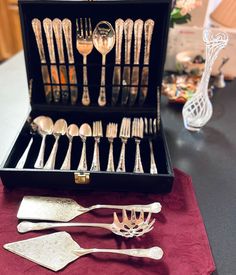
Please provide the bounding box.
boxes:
[90,121,103,171]
[144,118,158,174]
[116,118,131,172]
[132,118,144,173]
[106,123,118,172]
[76,18,93,106]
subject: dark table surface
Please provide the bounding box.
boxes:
[162,80,236,275]
[0,53,236,274]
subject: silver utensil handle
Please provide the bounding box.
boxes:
[44,137,59,170]
[115,19,124,64]
[31,18,46,63]
[78,247,163,260]
[78,141,87,171]
[52,18,65,63]
[62,18,74,63]
[34,135,46,169]
[124,19,133,64]
[17,221,111,233]
[149,140,158,174]
[98,55,106,106]
[106,141,114,172]
[90,202,162,214]
[16,138,33,169]
[43,18,56,63]
[82,56,90,106]
[143,19,154,65]
[60,140,72,170]
[133,140,144,173]
[116,141,126,172]
[90,139,100,171]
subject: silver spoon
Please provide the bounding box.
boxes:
[60,124,79,170]
[16,116,46,169]
[44,119,67,170]
[93,21,115,106]
[34,117,53,169]
[77,123,92,171]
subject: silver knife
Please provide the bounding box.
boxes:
[121,19,133,106]
[129,19,143,106]
[112,19,124,106]
[62,18,78,105]
[53,18,69,104]
[31,18,52,103]
[139,19,155,106]
[43,18,61,103]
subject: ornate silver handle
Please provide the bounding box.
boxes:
[44,137,59,170]
[43,18,56,63]
[31,18,46,63]
[62,18,74,64]
[34,135,46,169]
[149,140,158,174]
[143,19,154,65]
[78,140,87,171]
[106,141,114,172]
[116,140,127,172]
[60,140,72,170]
[133,139,144,173]
[52,18,65,63]
[98,55,106,106]
[82,56,90,106]
[79,247,163,260]
[133,19,143,64]
[124,19,133,64]
[90,138,100,171]
[115,19,124,64]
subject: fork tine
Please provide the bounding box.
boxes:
[85,18,88,37]
[149,218,156,228]
[140,118,144,138]
[80,18,84,38]
[76,18,79,36]
[138,210,144,221]
[89,18,92,36]
[153,118,157,134]
[122,209,128,221]
[144,117,148,134]
[113,212,120,224]
[99,121,103,136]
[131,209,137,223]
[149,118,153,134]
[145,211,152,224]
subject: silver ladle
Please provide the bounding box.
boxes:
[60,124,79,170]
[44,119,67,170]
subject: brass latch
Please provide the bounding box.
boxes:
[74,172,90,184]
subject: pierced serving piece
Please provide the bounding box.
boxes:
[4,232,163,272]
[132,118,144,173]
[106,123,118,172]
[90,121,103,171]
[76,18,93,106]
[18,209,155,238]
[182,29,228,131]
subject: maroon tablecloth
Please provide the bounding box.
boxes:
[0,169,215,274]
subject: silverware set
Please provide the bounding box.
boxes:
[16,116,159,174]
[4,196,163,271]
[32,17,154,106]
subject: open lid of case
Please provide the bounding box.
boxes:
[18,0,171,113]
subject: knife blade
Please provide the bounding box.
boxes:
[121,19,133,106]
[129,19,144,106]
[112,19,124,105]
[62,19,78,105]
[32,18,52,103]
[53,18,69,104]
[43,18,61,103]
[139,19,155,106]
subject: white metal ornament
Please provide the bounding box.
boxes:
[182,29,228,131]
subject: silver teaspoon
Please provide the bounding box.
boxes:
[93,21,115,106]
[60,124,79,170]
[77,123,92,171]
[34,117,53,169]
[44,119,67,170]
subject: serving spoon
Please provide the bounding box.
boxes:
[34,117,53,168]
[60,124,79,170]
[44,119,67,170]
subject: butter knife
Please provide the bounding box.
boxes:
[43,18,61,103]
[121,19,133,106]
[31,18,52,103]
[62,18,78,105]
[52,18,69,104]
[112,19,124,106]
[129,19,143,106]
[139,19,155,106]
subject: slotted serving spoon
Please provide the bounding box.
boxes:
[4,232,163,271]
[18,209,155,238]
[17,196,162,222]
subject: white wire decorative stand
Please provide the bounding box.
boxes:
[182,29,228,131]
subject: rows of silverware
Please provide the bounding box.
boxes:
[32,17,154,106]
[16,116,158,174]
[4,196,163,271]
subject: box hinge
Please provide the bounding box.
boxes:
[74,172,90,184]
